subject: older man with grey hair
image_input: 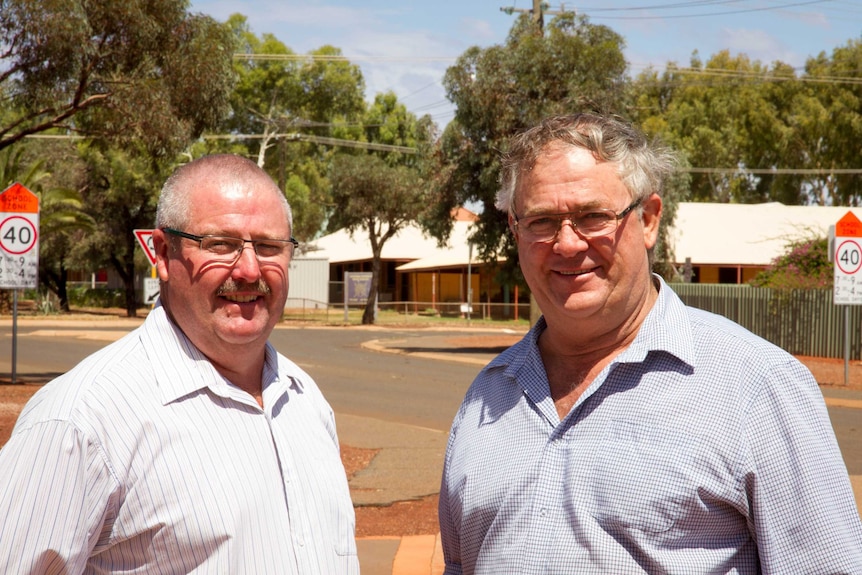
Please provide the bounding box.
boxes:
[439,114,862,574]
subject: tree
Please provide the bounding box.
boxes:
[750,236,832,290]
[69,146,171,317]
[793,40,862,207]
[328,154,427,324]
[429,12,628,285]
[630,51,804,205]
[0,0,235,157]
[211,15,367,240]
[326,93,433,324]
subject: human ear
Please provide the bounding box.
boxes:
[641,194,662,250]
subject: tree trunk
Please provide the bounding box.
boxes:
[362,255,382,325]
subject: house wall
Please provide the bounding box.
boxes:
[286,257,329,307]
[693,265,765,284]
[410,271,482,304]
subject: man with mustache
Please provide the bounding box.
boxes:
[0,155,359,574]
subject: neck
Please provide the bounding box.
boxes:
[211,351,266,407]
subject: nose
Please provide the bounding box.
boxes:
[231,244,262,282]
[553,218,590,254]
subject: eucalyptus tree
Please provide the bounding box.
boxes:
[212,14,368,241]
[327,93,434,324]
[0,0,235,157]
[794,39,862,207]
[631,51,803,205]
[428,12,628,284]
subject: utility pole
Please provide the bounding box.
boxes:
[500,1,573,30]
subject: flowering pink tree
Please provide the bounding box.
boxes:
[750,237,832,289]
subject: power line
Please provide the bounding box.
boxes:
[686,167,862,175]
[584,0,833,20]
[202,133,416,154]
[234,54,456,63]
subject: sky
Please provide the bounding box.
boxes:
[187,0,862,129]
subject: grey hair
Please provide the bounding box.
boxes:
[156,154,293,231]
[496,114,677,214]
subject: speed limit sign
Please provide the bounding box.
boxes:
[0,183,39,289]
[834,211,862,305]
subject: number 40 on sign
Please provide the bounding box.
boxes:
[834,211,862,305]
[0,183,40,290]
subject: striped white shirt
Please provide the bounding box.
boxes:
[440,276,862,574]
[0,303,358,574]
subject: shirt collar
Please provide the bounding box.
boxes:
[140,301,294,406]
[487,274,696,377]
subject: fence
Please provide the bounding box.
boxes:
[283,297,531,324]
[669,283,862,359]
[285,285,861,359]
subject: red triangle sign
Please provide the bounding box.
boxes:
[836,211,862,238]
[134,229,157,266]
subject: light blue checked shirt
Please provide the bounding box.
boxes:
[440,276,862,574]
[0,302,358,574]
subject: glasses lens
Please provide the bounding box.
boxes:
[575,211,616,236]
[200,236,243,259]
[254,241,291,259]
[522,216,560,241]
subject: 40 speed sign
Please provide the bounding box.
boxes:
[834,211,862,305]
[0,183,39,289]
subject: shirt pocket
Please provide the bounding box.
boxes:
[586,419,699,534]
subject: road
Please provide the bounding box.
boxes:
[0,321,482,433]
[2,319,861,467]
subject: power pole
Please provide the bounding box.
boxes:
[500,1,573,30]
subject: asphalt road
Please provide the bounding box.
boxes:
[0,321,482,432]
[2,320,860,472]
[269,326,481,431]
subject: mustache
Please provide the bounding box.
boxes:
[216,279,271,296]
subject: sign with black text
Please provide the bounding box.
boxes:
[0,183,39,289]
[834,211,862,305]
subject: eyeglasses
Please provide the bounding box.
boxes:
[513,199,643,243]
[163,228,299,262]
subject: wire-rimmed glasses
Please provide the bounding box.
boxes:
[512,198,643,243]
[163,228,299,262]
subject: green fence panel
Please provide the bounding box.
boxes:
[668,283,862,359]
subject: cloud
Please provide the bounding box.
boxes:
[721,28,802,67]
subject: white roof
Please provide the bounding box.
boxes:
[304,220,479,265]
[671,202,861,266]
[300,202,862,269]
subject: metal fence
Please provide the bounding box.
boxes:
[668,283,862,359]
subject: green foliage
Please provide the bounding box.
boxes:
[67,286,127,309]
[428,12,628,284]
[749,237,833,290]
[210,14,369,240]
[0,0,235,156]
[70,145,172,317]
[328,152,427,324]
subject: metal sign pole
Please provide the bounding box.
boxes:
[845,306,850,387]
[12,290,17,385]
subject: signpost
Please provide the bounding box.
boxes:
[833,210,862,386]
[343,271,374,322]
[134,229,159,306]
[0,183,40,384]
